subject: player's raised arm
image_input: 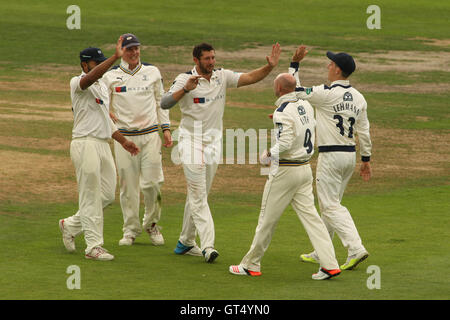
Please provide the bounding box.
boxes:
[237,43,281,87]
[289,45,326,106]
[80,36,125,90]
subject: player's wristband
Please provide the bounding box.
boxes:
[182,87,190,93]
[361,156,371,162]
[161,124,171,132]
[290,62,300,69]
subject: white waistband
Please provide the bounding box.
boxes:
[72,136,110,143]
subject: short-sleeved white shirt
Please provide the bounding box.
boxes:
[168,66,242,143]
[70,73,114,139]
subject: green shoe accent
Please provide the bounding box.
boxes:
[300,253,320,264]
[340,252,369,270]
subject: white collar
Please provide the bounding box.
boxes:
[120,58,141,72]
[330,79,350,86]
[275,92,298,107]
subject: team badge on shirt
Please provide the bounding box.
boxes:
[276,122,283,139]
[343,92,353,101]
[95,98,104,105]
[297,105,306,115]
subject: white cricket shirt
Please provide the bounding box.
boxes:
[168,66,242,143]
[289,62,372,159]
[270,92,316,162]
[102,59,170,132]
[70,72,115,140]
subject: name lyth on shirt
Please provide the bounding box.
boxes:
[332,102,360,116]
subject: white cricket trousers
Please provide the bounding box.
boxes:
[177,137,219,251]
[316,151,366,256]
[64,137,117,254]
[240,164,339,272]
[114,133,164,238]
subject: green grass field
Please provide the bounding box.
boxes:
[0,0,449,302]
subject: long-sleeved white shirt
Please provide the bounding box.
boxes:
[102,59,170,132]
[270,92,316,162]
[289,62,372,160]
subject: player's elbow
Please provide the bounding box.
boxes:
[161,93,177,109]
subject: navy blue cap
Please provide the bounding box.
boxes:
[326,51,356,75]
[121,33,140,48]
[79,47,107,63]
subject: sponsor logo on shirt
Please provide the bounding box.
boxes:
[115,86,149,92]
[115,86,127,93]
[95,98,104,105]
[193,94,225,104]
[193,97,206,104]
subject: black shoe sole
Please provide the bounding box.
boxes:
[207,251,219,263]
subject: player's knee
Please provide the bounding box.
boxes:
[102,192,115,207]
[320,204,344,216]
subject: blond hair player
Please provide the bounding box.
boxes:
[59,36,140,261]
[289,45,372,270]
[229,73,341,280]
[102,33,172,247]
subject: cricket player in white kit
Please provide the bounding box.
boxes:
[289,46,372,270]
[229,73,341,280]
[102,33,172,246]
[59,37,140,261]
[161,42,281,262]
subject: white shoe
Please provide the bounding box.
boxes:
[340,251,369,270]
[59,219,75,252]
[119,235,135,246]
[146,224,164,246]
[312,267,341,280]
[229,265,262,276]
[300,251,320,264]
[202,248,219,263]
[185,245,202,256]
[174,240,203,256]
[85,246,114,261]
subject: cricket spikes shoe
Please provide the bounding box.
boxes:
[340,251,369,270]
[85,246,114,261]
[300,251,320,264]
[146,224,164,246]
[229,265,262,277]
[202,248,219,263]
[312,267,341,280]
[59,219,75,252]
[119,235,135,246]
[174,241,203,256]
